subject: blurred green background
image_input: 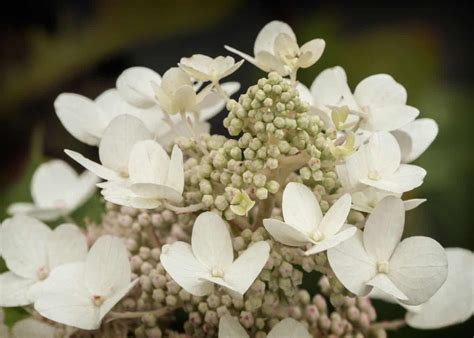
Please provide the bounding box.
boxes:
[1,0,472,336]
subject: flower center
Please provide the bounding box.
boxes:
[211,267,224,278]
[377,261,390,274]
[92,295,105,306]
[368,170,381,180]
[36,266,49,280]
[311,230,325,242]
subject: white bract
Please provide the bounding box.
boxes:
[55,88,163,146]
[263,183,356,255]
[34,235,137,330]
[328,196,448,305]
[65,114,152,181]
[225,20,325,78]
[160,212,270,296]
[304,66,419,133]
[371,247,473,329]
[179,54,243,84]
[339,131,426,194]
[392,118,439,163]
[0,216,88,306]
[2,317,61,338]
[351,187,426,213]
[8,160,98,222]
[100,141,184,209]
[218,315,311,338]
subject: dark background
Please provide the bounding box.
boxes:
[1,0,473,336]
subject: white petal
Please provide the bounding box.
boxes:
[222,241,270,295]
[66,170,100,210]
[85,235,131,297]
[393,118,439,163]
[362,164,426,194]
[0,272,36,306]
[254,51,287,74]
[130,183,183,204]
[116,67,161,108]
[263,218,309,247]
[305,226,357,255]
[296,83,314,106]
[98,115,152,175]
[11,318,57,338]
[367,273,408,300]
[128,140,169,184]
[267,318,311,338]
[298,39,325,68]
[327,230,376,295]
[403,198,426,211]
[197,82,241,121]
[47,223,88,269]
[34,262,99,330]
[364,105,419,132]
[65,149,122,181]
[166,145,184,194]
[224,46,259,69]
[218,315,249,338]
[99,279,139,322]
[354,74,407,107]
[318,193,351,236]
[100,184,162,210]
[406,248,474,329]
[363,196,404,262]
[31,160,77,209]
[388,236,448,305]
[254,20,296,55]
[191,212,234,270]
[282,182,322,235]
[54,93,104,146]
[365,132,401,178]
[1,215,50,278]
[160,242,213,296]
[94,88,130,124]
[310,66,358,111]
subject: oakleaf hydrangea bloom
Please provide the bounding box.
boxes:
[263,182,356,255]
[338,131,426,193]
[179,54,244,84]
[8,159,98,221]
[34,235,138,330]
[304,66,419,132]
[218,315,311,338]
[226,20,325,79]
[328,197,448,305]
[0,215,87,306]
[66,114,152,181]
[100,141,184,209]
[160,212,270,296]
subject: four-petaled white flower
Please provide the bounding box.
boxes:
[263,183,356,255]
[225,20,325,78]
[100,140,184,209]
[0,215,88,306]
[303,66,419,132]
[351,187,426,214]
[160,212,270,296]
[338,131,426,194]
[65,114,152,181]
[392,118,439,163]
[8,160,98,222]
[34,235,138,330]
[55,88,163,146]
[179,54,244,84]
[219,315,311,338]
[328,196,448,305]
[371,247,474,330]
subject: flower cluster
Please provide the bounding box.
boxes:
[1,20,472,338]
